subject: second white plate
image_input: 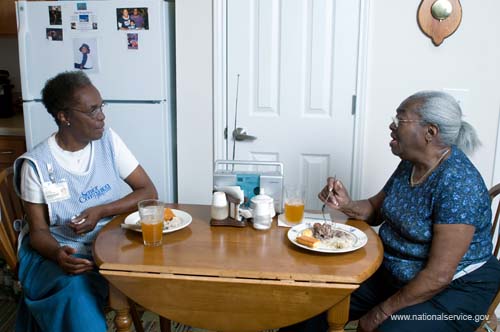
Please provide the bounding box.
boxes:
[287,221,367,253]
[123,209,192,234]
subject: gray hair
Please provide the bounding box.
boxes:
[404,90,481,154]
[41,71,93,125]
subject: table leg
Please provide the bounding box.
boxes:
[109,284,133,332]
[327,295,350,332]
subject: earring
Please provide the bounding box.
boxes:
[66,122,71,127]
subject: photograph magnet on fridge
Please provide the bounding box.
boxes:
[127,33,139,50]
[46,28,63,41]
[49,6,62,25]
[70,10,98,30]
[116,8,149,30]
[73,38,99,73]
[76,3,87,11]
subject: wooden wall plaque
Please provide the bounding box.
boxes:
[418,0,462,46]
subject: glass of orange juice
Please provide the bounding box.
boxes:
[138,199,165,247]
[284,186,305,224]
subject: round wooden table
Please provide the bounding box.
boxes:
[94,204,383,332]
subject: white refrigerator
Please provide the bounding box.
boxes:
[16,0,176,202]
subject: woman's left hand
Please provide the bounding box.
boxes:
[68,206,103,235]
[357,305,388,332]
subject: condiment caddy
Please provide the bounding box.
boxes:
[210,188,246,227]
[209,187,277,230]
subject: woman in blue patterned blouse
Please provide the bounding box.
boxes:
[284,91,500,332]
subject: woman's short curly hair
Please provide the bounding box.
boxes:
[41,71,92,125]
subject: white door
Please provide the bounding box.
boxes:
[218,0,360,210]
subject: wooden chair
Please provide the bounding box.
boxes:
[0,166,160,332]
[476,183,500,332]
[0,167,23,278]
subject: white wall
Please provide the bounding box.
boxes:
[175,0,213,204]
[360,0,500,198]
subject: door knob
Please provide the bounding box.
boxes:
[232,128,257,141]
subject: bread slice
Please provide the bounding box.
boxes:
[296,235,320,248]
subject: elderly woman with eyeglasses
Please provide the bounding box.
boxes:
[12,71,157,332]
[282,91,500,332]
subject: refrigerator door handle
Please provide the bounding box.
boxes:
[16,1,32,101]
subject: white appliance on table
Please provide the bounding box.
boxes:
[16,0,176,202]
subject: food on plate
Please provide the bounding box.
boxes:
[301,228,313,237]
[312,222,356,249]
[313,222,336,240]
[164,208,176,221]
[296,235,320,248]
[294,223,358,250]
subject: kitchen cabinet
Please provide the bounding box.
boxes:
[0,135,25,171]
[0,0,17,35]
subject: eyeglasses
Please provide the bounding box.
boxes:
[391,116,425,128]
[71,103,106,119]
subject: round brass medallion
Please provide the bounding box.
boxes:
[431,0,453,21]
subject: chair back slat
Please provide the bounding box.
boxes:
[492,206,499,257]
[489,183,500,258]
[477,183,500,331]
[0,166,24,273]
[0,220,17,273]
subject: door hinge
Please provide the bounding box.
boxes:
[224,127,228,139]
[351,95,357,115]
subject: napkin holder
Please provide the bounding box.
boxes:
[210,193,247,227]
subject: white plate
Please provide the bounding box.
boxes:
[123,209,192,234]
[287,221,367,253]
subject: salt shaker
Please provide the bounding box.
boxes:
[250,189,274,230]
[211,191,229,220]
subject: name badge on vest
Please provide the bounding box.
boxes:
[42,180,70,203]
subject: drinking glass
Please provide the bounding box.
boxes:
[284,186,305,224]
[138,199,164,247]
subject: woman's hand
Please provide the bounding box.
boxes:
[55,246,94,274]
[68,206,104,235]
[318,176,352,210]
[357,305,389,332]
[318,177,385,222]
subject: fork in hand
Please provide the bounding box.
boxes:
[321,175,336,223]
